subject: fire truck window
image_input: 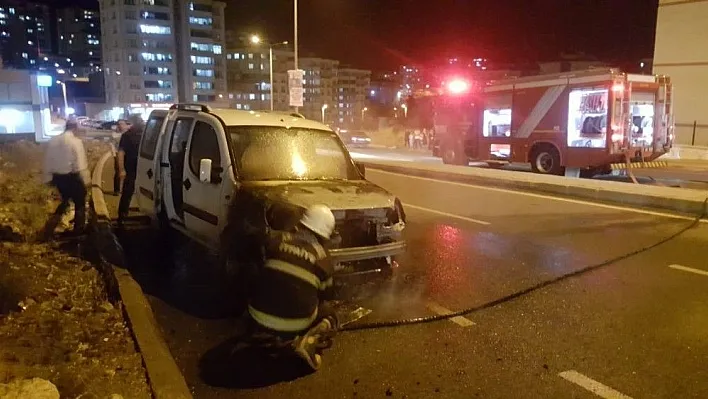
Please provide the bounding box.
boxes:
[483,93,512,137]
[629,92,655,148]
[567,88,608,148]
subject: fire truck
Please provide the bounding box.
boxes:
[426,68,674,177]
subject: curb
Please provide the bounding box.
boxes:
[359,160,708,217]
[89,151,193,399]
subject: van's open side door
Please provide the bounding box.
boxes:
[136,110,168,218]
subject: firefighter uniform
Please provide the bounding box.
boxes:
[248,228,334,333]
[247,204,337,371]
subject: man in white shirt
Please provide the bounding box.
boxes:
[41,120,90,240]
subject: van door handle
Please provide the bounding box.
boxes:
[183,178,191,190]
[147,168,153,179]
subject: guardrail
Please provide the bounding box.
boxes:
[357,159,708,217]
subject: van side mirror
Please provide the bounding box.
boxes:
[199,158,213,183]
[355,162,365,177]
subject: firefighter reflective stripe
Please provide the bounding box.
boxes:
[320,277,333,291]
[610,161,669,170]
[248,305,318,333]
[265,259,321,289]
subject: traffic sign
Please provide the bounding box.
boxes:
[288,69,304,107]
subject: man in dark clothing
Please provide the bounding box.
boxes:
[247,204,339,371]
[111,119,130,195]
[117,114,144,224]
[41,120,90,240]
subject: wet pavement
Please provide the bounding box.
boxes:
[350,147,708,190]
[101,157,708,398]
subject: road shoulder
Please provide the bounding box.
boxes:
[89,150,193,399]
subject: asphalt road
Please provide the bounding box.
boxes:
[101,157,708,399]
[350,147,708,189]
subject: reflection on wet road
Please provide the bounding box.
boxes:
[102,156,708,398]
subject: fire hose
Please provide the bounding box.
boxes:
[340,198,708,332]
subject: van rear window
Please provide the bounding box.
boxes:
[139,115,165,160]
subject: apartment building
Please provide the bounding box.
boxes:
[226,46,369,127]
[57,7,101,69]
[335,67,370,127]
[226,47,292,111]
[0,0,51,69]
[98,0,226,118]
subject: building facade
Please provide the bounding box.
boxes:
[653,0,708,146]
[56,7,102,69]
[0,1,51,69]
[98,0,226,118]
[226,46,370,127]
[335,68,370,127]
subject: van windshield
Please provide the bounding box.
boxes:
[227,126,362,181]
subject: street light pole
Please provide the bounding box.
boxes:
[293,0,299,113]
[294,0,298,72]
[269,45,274,111]
[321,104,328,123]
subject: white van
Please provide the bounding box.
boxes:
[135,104,406,277]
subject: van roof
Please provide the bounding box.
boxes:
[177,107,332,131]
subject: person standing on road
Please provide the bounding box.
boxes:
[117,114,144,225]
[111,119,130,196]
[247,204,339,371]
[41,120,89,240]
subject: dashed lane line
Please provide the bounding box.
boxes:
[668,264,708,277]
[559,370,633,399]
[425,302,475,327]
[404,203,491,226]
[369,169,708,224]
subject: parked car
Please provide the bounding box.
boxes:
[338,129,372,148]
[135,104,407,281]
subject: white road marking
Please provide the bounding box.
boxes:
[369,169,708,224]
[404,203,491,225]
[426,302,475,327]
[559,370,633,399]
[668,264,708,277]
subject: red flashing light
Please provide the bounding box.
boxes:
[447,79,470,94]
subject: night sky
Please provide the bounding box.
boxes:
[49,0,659,71]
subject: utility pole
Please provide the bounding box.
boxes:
[293,0,299,113]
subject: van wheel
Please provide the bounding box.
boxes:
[530,145,564,175]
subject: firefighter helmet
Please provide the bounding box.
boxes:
[300,204,336,239]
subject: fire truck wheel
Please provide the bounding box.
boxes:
[442,145,467,165]
[530,145,563,175]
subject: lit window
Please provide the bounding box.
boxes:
[212,45,222,54]
[194,68,213,77]
[139,24,171,35]
[193,81,214,90]
[248,63,254,70]
[188,16,212,25]
[190,55,213,65]
[190,42,210,52]
[249,94,255,100]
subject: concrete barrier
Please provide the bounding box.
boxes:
[660,144,708,161]
[358,159,708,217]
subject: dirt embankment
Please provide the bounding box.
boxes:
[0,140,151,398]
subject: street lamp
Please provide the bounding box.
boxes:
[401,103,408,118]
[321,104,328,123]
[362,107,368,119]
[56,80,69,117]
[250,35,288,111]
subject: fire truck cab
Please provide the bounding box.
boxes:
[430,68,674,177]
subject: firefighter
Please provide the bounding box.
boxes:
[247,204,339,371]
